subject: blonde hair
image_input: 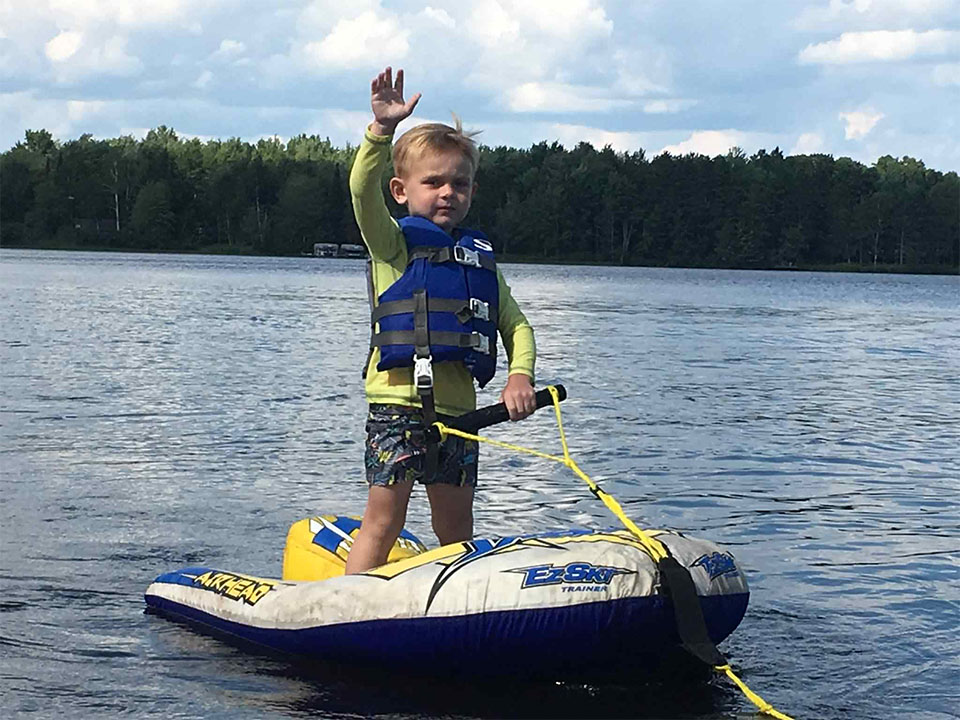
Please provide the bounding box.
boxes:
[392,116,481,178]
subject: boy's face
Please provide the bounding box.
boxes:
[390,149,476,232]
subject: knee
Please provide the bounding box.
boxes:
[362,508,406,544]
[433,507,473,546]
[366,518,405,545]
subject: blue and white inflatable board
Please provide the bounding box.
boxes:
[145,518,749,677]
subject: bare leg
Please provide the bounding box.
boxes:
[345,480,414,574]
[425,483,474,546]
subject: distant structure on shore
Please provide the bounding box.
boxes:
[312,242,366,259]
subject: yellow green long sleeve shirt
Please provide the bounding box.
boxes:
[350,128,536,416]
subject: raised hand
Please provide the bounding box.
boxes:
[370,67,421,136]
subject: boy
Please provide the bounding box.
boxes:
[345,67,537,574]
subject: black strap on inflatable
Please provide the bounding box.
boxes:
[657,555,727,667]
[409,245,497,272]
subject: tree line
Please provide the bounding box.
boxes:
[2,127,957,272]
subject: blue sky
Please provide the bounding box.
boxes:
[2,0,958,169]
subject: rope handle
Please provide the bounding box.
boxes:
[434,385,795,720]
[424,385,566,444]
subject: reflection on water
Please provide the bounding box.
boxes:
[1,250,958,719]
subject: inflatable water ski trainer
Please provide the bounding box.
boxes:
[144,388,794,714]
[144,514,749,677]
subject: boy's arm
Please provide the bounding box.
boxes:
[497,271,537,419]
[349,130,402,263]
[350,67,422,263]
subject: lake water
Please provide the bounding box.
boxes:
[1,249,957,719]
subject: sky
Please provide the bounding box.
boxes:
[1,0,958,170]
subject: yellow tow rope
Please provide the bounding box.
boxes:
[434,385,794,720]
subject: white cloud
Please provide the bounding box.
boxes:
[296,0,381,35]
[45,34,143,82]
[193,70,214,89]
[510,0,612,41]
[46,0,193,29]
[839,110,884,139]
[211,39,246,60]
[506,82,633,113]
[794,0,957,31]
[2,91,81,141]
[45,30,83,62]
[932,62,960,85]
[659,130,748,157]
[550,123,646,152]
[461,0,615,47]
[467,0,521,47]
[304,109,378,137]
[462,0,614,92]
[643,99,696,114]
[302,10,409,70]
[87,35,142,78]
[66,99,106,123]
[790,132,826,155]
[611,46,671,98]
[799,29,960,64]
[423,7,455,29]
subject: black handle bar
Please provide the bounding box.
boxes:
[425,384,566,444]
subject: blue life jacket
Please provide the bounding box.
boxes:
[371,216,499,388]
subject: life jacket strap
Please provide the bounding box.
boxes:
[410,290,439,480]
[412,289,430,358]
[371,297,497,326]
[408,245,497,272]
[421,385,439,481]
[372,330,491,355]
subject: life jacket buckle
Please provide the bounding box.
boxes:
[473,333,490,355]
[453,245,481,268]
[469,298,490,322]
[414,355,434,391]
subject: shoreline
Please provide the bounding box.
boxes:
[2,242,957,276]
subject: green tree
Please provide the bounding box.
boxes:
[273,172,324,253]
[131,181,176,248]
[2,128,956,272]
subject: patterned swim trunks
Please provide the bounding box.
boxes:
[365,404,479,487]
